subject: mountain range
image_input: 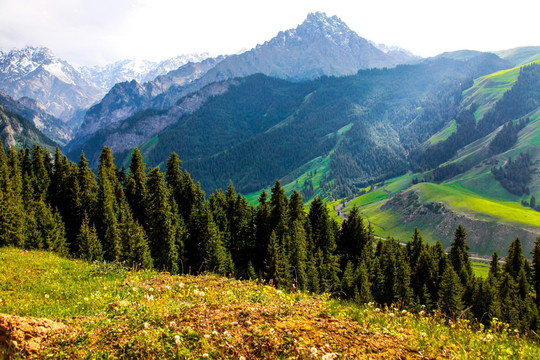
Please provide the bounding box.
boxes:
[0,12,538,258]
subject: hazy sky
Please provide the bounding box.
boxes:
[0,0,539,66]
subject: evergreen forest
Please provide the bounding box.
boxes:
[1,143,540,333]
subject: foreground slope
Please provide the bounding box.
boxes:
[1,248,538,359]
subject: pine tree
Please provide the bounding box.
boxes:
[438,264,464,317]
[117,199,153,269]
[489,251,500,279]
[78,214,103,262]
[287,219,308,291]
[406,227,424,270]
[505,237,525,280]
[146,167,179,274]
[269,180,289,241]
[532,236,540,305]
[96,164,121,261]
[338,206,368,265]
[264,231,291,289]
[125,148,147,226]
[449,224,472,286]
[255,189,271,270]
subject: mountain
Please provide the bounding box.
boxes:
[71,56,225,141]
[495,46,540,67]
[79,53,212,91]
[0,46,104,123]
[71,12,418,141]
[0,103,58,151]
[0,92,71,145]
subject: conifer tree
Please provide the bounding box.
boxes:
[264,231,291,289]
[449,224,472,286]
[339,205,367,265]
[117,199,153,269]
[96,164,121,261]
[505,237,526,280]
[78,214,103,262]
[146,167,179,274]
[532,236,540,305]
[125,148,147,226]
[0,153,24,248]
[255,189,271,270]
[406,227,424,270]
[287,218,308,291]
[438,264,464,317]
[269,180,289,240]
[489,251,500,279]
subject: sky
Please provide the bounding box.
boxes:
[0,0,539,67]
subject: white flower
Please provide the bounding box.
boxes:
[144,322,150,329]
[194,289,199,295]
[198,291,205,297]
[389,313,395,318]
[132,287,138,292]
[44,294,49,299]
[276,290,282,294]
[202,354,209,358]
[164,285,171,291]
[310,347,318,356]
[174,335,180,345]
[239,356,246,360]
[401,309,407,315]
[322,353,338,360]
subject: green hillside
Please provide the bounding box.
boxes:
[2,248,539,359]
[495,46,540,66]
[342,61,540,256]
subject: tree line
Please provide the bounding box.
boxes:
[1,143,540,333]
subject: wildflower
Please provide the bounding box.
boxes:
[239,356,246,360]
[179,282,185,288]
[401,309,407,315]
[389,313,395,318]
[148,287,154,292]
[199,291,205,297]
[169,321,177,328]
[44,294,49,299]
[202,354,209,358]
[322,353,338,360]
[419,310,426,316]
[164,285,171,290]
[276,290,282,294]
[269,328,275,336]
[144,322,150,329]
[132,287,138,292]
[420,332,427,338]
[514,329,519,334]
[144,294,154,301]
[484,334,494,342]
[174,335,180,345]
[194,289,199,296]
[83,297,89,301]
[223,330,231,338]
[375,308,381,313]
[310,347,318,356]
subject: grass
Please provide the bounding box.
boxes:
[1,248,539,359]
[428,120,457,144]
[472,261,490,279]
[414,182,540,229]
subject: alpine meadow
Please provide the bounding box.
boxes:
[1,8,540,359]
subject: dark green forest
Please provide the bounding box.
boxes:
[1,143,540,333]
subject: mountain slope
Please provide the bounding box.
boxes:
[71,12,418,141]
[0,92,71,145]
[342,61,540,257]
[73,53,506,196]
[0,47,104,123]
[0,104,58,151]
[72,56,225,140]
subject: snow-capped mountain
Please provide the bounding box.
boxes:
[79,53,212,91]
[70,12,420,147]
[0,46,104,123]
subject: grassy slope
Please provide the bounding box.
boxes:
[343,60,540,255]
[496,46,540,67]
[1,248,538,359]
